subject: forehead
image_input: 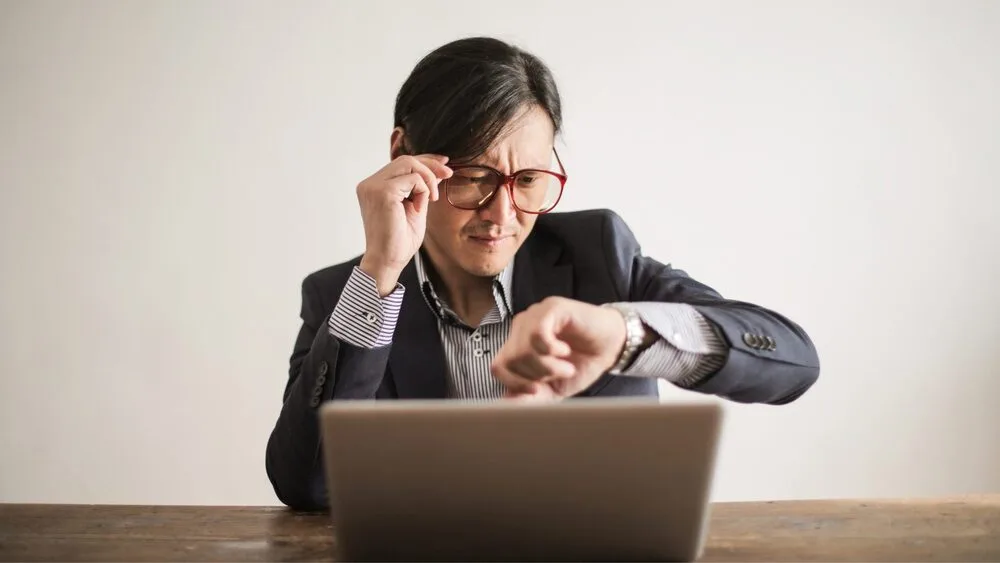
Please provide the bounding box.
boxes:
[468,106,555,169]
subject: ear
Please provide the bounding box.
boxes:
[389,127,407,160]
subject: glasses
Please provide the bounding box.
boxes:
[442,149,567,214]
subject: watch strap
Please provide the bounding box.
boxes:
[603,303,646,374]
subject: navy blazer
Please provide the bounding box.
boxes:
[265,209,820,510]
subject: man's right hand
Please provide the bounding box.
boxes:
[356,154,453,296]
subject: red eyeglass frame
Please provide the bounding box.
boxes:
[444,148,568,214]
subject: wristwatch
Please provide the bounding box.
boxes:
[603,303,647,374]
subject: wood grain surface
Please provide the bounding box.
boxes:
[1,495,997,561]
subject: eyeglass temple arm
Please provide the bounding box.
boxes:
[553,147,567,177]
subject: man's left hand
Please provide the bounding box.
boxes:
[491,297,627,401]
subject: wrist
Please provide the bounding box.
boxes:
[359,255,401,298]
[595,305,628,373]
[602,303,649,373]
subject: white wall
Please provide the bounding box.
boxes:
[1,0,998,506]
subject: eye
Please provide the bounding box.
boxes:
[454,169,493,184]
[516,173,538,186]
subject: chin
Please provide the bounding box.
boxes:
[458,237,517,276]
[463,259,510,278]
[458,252,513,278]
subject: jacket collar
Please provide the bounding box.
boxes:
[413,248,515,324]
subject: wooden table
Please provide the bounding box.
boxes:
[1,496,998,561]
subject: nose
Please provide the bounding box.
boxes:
[478,182,517,226]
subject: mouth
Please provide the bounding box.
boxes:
[468,234,512,248]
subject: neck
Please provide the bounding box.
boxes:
[422,250,496,327]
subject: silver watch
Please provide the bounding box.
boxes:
[603,303,646,374]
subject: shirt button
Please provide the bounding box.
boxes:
[472,333,482,342]
[363,312,377,324]
[473,349,484,358]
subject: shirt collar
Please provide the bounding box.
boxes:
[414,248,515,324]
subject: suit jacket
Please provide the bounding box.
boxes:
[265,209,820,510]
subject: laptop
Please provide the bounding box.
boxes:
[319,397,724,561]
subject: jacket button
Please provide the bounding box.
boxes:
[312,384,323,396]
[765,336,777,350]
[743,332,759,348]
[316,374,327,386]
[309,396,321,408]
[318,361,328,376]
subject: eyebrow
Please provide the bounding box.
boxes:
[460,159,550,171]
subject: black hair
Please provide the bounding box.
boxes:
[393,37,562,163]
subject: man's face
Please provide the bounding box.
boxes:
[423,106,556,279]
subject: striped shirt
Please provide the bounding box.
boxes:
[412,250,514,399]
[328,253,726,399]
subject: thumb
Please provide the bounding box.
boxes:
[406,187,430,217]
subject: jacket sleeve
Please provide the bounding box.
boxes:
[603,210,820,404]
[264,272,396,511]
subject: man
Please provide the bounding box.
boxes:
[266,37,820,510]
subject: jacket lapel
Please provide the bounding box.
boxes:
[512,229,575,315]
[388,261,448,399]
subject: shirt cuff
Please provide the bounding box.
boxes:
[327,266,404,348]
[614,302,727,387]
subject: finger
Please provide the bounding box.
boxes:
[503,387,555,403]
[526,307,572,357]
[414,154,453,179]
[400,155,454,199]
[407,183,430,215]
[388,172,430,198]
[491,358,538,394]
[508,354,576,382]
[530,330,571,357]
[390,173,430,213]
[390,157,442,201]
[548,374,595,399]
[414,157,452,199]
[410,159,444,202]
